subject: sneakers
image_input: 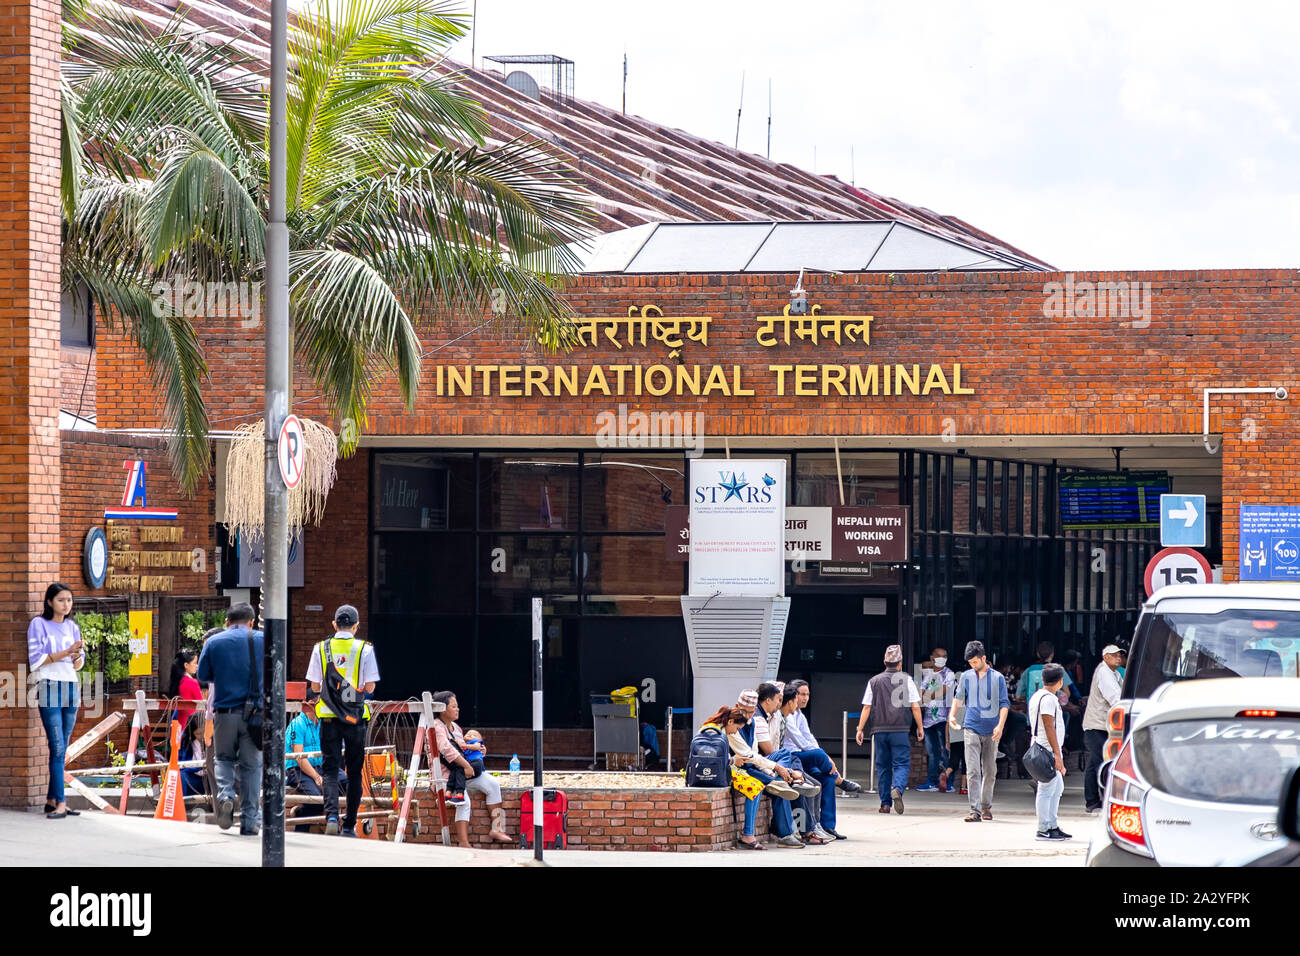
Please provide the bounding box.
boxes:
[775,833,805,848]
[240,826,259,837]
[792,779,821,797]
[891,788,905,814]
[765,779,799,801]
[445,792,468,807]
[325,816,339,835]
[340,827,358,838]
[813,825,836,842]
[216,798,234,831]
[1035,828,1073,841]
[837,778,863,794]
[915,783,940,792]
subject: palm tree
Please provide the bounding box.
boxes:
[62,0,591,491]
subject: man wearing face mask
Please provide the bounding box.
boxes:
[915,647,956,793]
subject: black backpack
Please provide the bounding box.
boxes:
[685,726,732,787]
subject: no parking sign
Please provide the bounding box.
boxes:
[277,415,305,490]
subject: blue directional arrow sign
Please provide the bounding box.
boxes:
[1160,494,1206,547]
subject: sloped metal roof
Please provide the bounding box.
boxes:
[99,0,1053,271]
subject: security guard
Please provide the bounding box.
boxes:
[306,605,379,836]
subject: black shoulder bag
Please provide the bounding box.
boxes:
[319,639,367,725]
[242,633,264,749]
[1021,692,1057,783]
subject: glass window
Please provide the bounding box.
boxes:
[479,454,579,531]
[794,454,897,508]
[1136,719,1300,806]
[581,535,684,615]
[582,454,685,531]
[1130,609,1300,697]
[372,532,474,614]
[373,453,473,531]
[479,534,578,613]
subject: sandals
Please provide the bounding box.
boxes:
[736,838,766,850]
[964,811,982,822]
[803,833,831,846]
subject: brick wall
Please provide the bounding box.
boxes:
[0,0,65,808]
[402,784,771,851]
[96,269,1300,580]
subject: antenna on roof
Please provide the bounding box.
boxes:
[734,71,745,150]
[766,79,772,159]
[622,50,627,115]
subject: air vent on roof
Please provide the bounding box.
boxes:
[505,71,541,100]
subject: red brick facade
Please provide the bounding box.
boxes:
[95,269,1300,584]
[0,0,65,808]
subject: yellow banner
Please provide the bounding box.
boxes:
[128,610,153,678]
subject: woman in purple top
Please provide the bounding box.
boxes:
[28,583,86,818]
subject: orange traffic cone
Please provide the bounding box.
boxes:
[155,720,188,823]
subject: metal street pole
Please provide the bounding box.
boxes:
[531,596,543,862]
[261,0,290,868]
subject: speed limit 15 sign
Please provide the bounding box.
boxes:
[1144,546,1214,598]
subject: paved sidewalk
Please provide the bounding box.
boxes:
[2,779,1095,867]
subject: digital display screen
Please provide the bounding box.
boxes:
[1058,471,1170,529]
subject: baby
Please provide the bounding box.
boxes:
[445,729,487,806]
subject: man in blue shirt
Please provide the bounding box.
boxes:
[196,603,264,836]
[285,691,346,832]
[951,640,1008,823]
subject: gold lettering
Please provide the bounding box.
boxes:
[822,364,847,396]
[524,366,550,396]
[554,366,578,396]
[645,365,672,397]
[675,364,701,396]
[702,365,731,395]
[922,365,952,395]
[770,364,793,396]
[954,363,975,395]
[755,314,787,347]
[448,366,472,396]
[849,365,879,395]
[794,364,818,396]
[609,365,634,394]
[895,364,920,395]
[478,365,499,394]
[731,366,754,396]
[582,365,611,396]
[435,364,444,396]
[498,365,522,397]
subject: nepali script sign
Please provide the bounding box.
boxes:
[688,459,786,596]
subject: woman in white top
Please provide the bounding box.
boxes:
[1028,663,1070,841]
[27,583,86,818]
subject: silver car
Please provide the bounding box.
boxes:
[1087,677,1300,867]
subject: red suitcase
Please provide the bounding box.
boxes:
[518,788,568,849]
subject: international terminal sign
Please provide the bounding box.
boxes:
[429,307,975,398]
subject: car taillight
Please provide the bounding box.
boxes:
[1105,738,1153,858]
[1104,702,1131,760]
[1103,737,1123,760]
[1107,704,1126,733]
[1241,709,1277,717]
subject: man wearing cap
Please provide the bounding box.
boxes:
[951,640,1008,822]
[306,605,380,836]
[1082,645,1124,813]
[855,645,924,814]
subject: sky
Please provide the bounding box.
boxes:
[441,0,1300,270]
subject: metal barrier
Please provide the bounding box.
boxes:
[665,707,691,772]
[841,710,876,793]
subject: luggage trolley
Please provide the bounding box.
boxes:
[590,690,642,770]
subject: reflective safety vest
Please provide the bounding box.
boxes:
[315,636,371,720]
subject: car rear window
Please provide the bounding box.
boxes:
[1127,608,1300,698]
[1133,718,1300,806]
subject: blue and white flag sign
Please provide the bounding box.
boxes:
[1160,494,1206,547]
[1239,505,1300,581]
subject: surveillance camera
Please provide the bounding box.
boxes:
[1275,387,1288,400]
[788,293,810,316]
